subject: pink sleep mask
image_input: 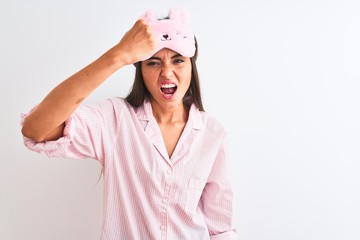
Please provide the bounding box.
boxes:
[140,7,196,60]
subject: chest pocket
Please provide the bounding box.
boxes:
[185,178,207,213]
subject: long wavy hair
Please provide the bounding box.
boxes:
[125,38,204,111]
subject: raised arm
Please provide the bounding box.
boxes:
[22,19,156,142]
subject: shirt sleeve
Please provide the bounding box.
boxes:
[200,132,239,240]
[21,99,122,165]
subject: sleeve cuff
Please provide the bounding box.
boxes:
[21,111,76,157]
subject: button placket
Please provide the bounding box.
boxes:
[161,168,172,239]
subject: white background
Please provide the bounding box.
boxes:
[1,0,360,239]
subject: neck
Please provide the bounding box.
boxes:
[151,101,189,124]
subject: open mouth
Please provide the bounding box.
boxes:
[160,83,177,97]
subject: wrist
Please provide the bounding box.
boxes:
[101,46,129,71]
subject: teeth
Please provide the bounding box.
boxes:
[161,83,176,88]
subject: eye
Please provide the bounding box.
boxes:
[146,61,160,67]
[173,58,185,64]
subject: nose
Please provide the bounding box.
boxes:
[160,63,174,79]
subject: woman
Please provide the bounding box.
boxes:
[21,7,238,240]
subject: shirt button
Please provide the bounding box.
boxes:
[160,225,166,230]
[162,198,168,203]
[167,169,172,174]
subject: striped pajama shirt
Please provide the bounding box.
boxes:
[22,97,238,240]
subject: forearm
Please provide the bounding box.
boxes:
[22,50,126,142]
[22,19,156,142]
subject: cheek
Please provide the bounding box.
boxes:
[142,69,157,86]
[181,65,192,85]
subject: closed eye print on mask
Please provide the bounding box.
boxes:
[176,32,187,39]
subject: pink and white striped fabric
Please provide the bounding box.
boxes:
[22,98,238,240]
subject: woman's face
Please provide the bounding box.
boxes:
[141,48,192,111]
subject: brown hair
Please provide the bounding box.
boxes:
[125,38,204,111]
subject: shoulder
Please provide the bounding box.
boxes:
[86,97,133,113]
[100,97,130,108]
[75,97,136,121]
[203,112,226,133]
[192,106,227,139]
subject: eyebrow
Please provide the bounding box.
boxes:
[147,54,183,61]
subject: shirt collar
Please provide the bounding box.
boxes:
[135,99,204,130]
